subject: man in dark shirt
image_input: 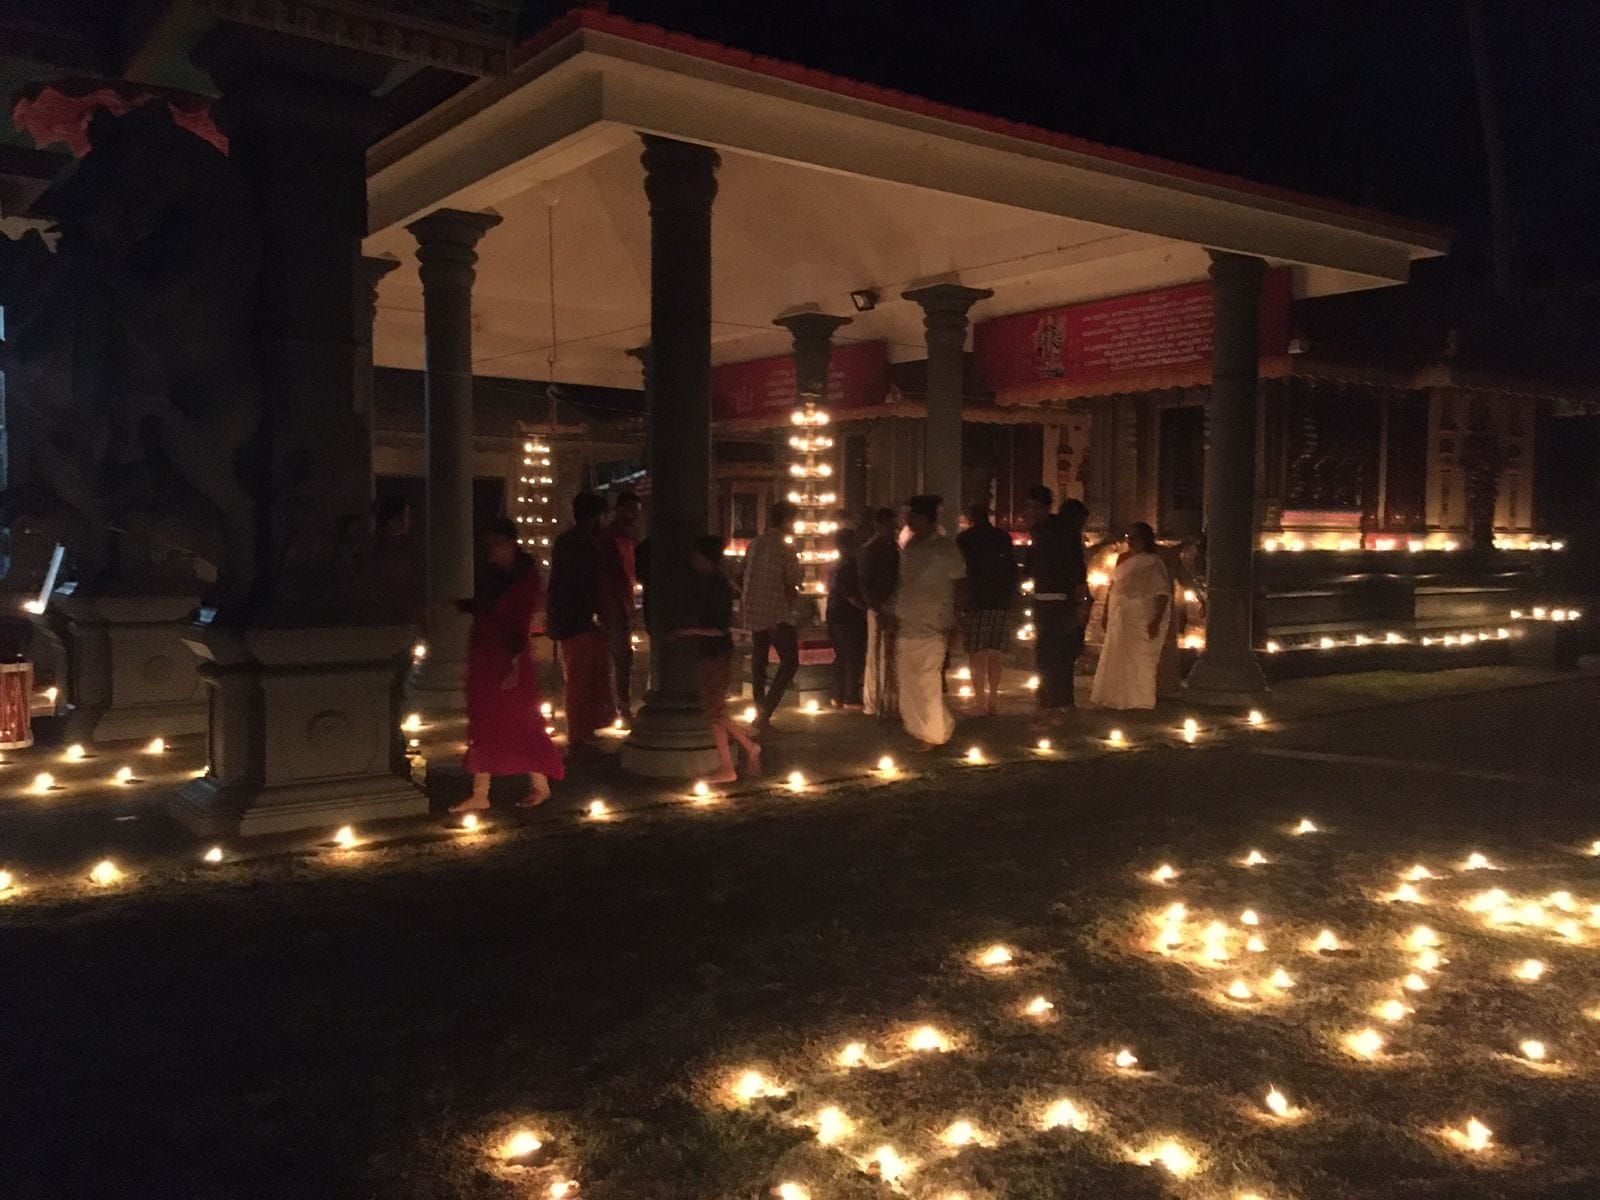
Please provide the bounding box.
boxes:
[858,506,900,716]
[955,503,1018,715]
[598,490,642,720]
[1023,486,1089,723]
[826,526,867,708]
[547,492,617,747]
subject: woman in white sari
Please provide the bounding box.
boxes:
[1090,523,1172,710]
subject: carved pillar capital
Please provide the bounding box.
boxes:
[1207,248,1268,288]
[406,208,502,282]
[772,312,853,342]
[774,312,852,402]
[640,134,721,215]
[356,255,400,331]
[903,283,993,323]
[624,342,653,390]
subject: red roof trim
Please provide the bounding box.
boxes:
[512,9,1449,245]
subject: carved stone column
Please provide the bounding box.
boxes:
[1460,395,1506,551]
[172,26,427,835]
[625,342,653,474]
[355,254,400,496]
[403,209,501,715]
[903,284,991,518]
[1186,250,1268,706]
[622,136,721,780]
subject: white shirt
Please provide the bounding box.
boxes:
[891,533,965,638]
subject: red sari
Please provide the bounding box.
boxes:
[463,562,565,780]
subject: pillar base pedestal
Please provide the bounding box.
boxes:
[170,618,427,837]
[620,689,719,780]
[406,604,469,716]
[55,593,207,745]
[173,770,429,839]
[1183,651,1268,708]
[406,657,468,718]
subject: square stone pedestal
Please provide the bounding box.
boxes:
[170,618,428,837]
[54,593,207,745]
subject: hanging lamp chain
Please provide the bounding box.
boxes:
[546,199,559,426]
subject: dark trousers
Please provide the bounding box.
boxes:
[751,622,799,716]
[827,610,867,706]
[1035,600,1085,709]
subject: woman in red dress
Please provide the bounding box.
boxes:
[451,520,564,813]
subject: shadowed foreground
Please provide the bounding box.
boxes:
[7,680,1600,1199]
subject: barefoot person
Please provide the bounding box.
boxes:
[1090,522,1172,711]
[955,502,1017,716]
[740,500,803,733]
[673,535,762,783]
[859,506,900,717]
[548,491,618,749]
[599,490,642,720]
[892,495,966,750]
[825,526,867,709]
[454,519,563,812]
[1023,488,1090,726]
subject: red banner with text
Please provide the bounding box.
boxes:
[974,267,1292,395]
[712,339,889,420]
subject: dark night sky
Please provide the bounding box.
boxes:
[516,1,1600,291]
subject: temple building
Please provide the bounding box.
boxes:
[0,4,1593,831]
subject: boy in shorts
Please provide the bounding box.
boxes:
[672,535,763,783]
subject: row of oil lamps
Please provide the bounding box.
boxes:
[0,706,1270,897]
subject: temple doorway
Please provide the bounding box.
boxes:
[1158,404,1206,538]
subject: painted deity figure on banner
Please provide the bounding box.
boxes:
[1032,314,1066,378]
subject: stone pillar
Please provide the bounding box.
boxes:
[903,284,991,519]
[1460,396,1507,551]
[172,27,427,836]
[625,342,653,474]
[1186,250,1269,706]
[355,255,401,497]
[402,210,501,714]
[622,136,721,779]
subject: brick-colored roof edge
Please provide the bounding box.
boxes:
[512,8,1451,247]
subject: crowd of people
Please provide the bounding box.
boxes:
[449,485,1190,807]
[450,490,642,814]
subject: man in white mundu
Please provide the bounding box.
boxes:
[1090,522,1172,710]
[890,495,967,749]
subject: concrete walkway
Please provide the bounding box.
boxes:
[0,662,1583,880]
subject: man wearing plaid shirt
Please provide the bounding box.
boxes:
[741,500,802,733]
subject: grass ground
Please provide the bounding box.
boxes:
[6,678,1600,1199]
